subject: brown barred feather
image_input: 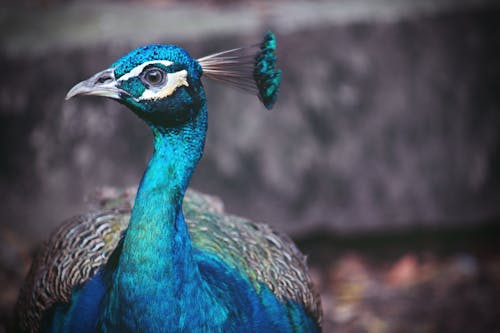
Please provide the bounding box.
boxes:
[16,189,322,332]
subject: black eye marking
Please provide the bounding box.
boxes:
[141,67,167,87]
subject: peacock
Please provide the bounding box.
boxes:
[16,32,322,332]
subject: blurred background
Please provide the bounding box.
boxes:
[1,0,500,332]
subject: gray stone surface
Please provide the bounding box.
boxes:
[1,1,500,238]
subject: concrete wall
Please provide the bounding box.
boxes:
[1,0,500,237]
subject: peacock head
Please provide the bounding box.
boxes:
[66,32,281,128]
[66,45,204,127]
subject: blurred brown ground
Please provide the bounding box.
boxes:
[2,221,500,333]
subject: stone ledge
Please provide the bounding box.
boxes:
[1,3,500,236]
[1,0,499,57]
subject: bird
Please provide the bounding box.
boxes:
[15,32,322,332]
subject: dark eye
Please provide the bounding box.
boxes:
[142,68,166,86]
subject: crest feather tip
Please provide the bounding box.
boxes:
[198,31,281,109]
[254,31,281,109]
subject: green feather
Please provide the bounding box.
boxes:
[254,31,281,110]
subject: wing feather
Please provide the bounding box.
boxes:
[16,189,321,332]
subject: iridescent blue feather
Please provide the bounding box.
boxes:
[16,32,320,333]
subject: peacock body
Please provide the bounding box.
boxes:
[16,32,322,332]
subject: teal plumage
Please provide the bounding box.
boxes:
[254,31,281,109]
[16,32,321,332]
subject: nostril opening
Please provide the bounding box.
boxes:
[97,76,113,84]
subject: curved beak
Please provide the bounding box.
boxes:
[65,68,125,100]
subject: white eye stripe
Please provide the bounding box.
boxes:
[117,60,174,82]
[139,69,189,101]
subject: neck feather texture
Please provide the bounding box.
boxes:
[100,103,228,331]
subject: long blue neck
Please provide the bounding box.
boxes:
[101,101,227,331]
